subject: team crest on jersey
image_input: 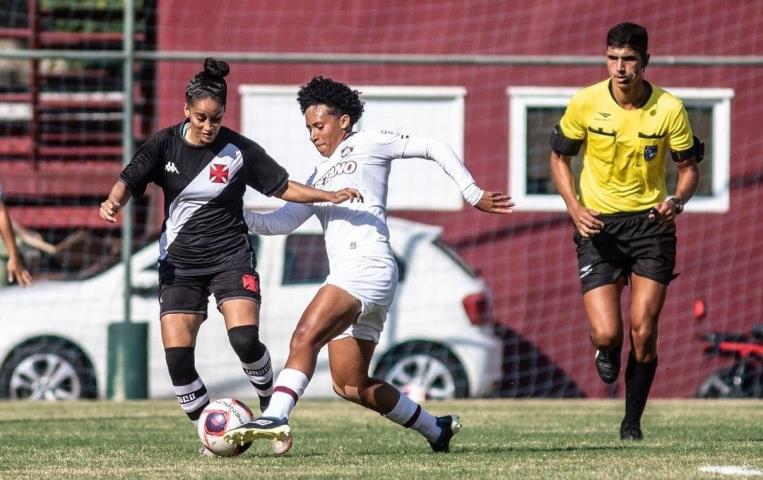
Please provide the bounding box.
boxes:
[340,145,354,158]
[643,145,658,161]
[209,163,229,183]
[242,274,259,293]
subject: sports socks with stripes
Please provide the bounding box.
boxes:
[383,391,440,442]
[227,325,274,410]
[165,347,209,421]
[262,368,309,420]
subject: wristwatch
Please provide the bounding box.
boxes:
[668,197,684,215]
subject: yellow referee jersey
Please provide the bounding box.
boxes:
[559,79,694,213]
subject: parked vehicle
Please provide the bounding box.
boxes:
[0,217,502,401]
[695,324,763,398]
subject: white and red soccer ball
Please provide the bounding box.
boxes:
[197,398,254,457]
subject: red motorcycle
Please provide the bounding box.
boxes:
[695,324,763,398]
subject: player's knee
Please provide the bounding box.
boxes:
[289,324,325,355]
[165,347,198,385]
[630,327,657,353]
[227,325,265,362]
[589,328,620,348]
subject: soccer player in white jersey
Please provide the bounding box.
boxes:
[225,76,513,454]
[99,61,360,455]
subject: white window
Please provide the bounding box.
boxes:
[239,85,466,211]
[507,86,734,212]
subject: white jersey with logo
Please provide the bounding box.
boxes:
[245,130,482,341]
[246,130,482,263]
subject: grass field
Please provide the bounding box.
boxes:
[0,399,760,479]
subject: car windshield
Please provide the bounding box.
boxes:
[432,238,478,279]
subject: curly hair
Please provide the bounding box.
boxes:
[186,58,230,107]
[297,76,364,129]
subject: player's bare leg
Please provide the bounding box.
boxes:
[224,285,359,451]
[328,336,461,452]
[221,299,274,412]
[583,278,625,384]
[161,313,211,453]
[620,274,665,440]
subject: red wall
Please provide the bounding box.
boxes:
[155,0,763,397]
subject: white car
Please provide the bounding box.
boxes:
[0,217,501,401]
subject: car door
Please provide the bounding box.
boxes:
[258,227,336,397]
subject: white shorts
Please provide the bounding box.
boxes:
[325,255,398,343]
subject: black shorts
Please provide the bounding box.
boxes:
[574,209,677,294]
[158,268,261,319]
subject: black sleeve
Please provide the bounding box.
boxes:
[241,142,289,197]
[119,131,166,198]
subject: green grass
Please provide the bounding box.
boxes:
[0,399,760,479]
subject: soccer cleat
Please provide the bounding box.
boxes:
[620,420,644,441]
[595,347,621,384]
[224,416,291,446]
[271,435,293,456]
[428,415,461,453]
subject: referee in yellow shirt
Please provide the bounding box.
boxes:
[549,22,702,440]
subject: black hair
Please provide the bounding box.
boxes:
[607,22,649,64]
[297,76,365,130]
[185,58,230,107]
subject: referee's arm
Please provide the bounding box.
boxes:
[550,151,604,237]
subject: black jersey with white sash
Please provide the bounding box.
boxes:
[120,120,288,277]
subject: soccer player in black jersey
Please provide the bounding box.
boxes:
[549,24,701,440]
[99,59,360,454]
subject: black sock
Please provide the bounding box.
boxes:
[623,352,658,425]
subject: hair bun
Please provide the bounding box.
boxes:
[203,58,230,79]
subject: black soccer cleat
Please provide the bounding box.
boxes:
[224,416,290,446]
[595,347,621,384]
[429,415,461,453]
[620,420,643,441]
[258,394,271,413]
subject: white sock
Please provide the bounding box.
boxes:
[384,392,440,442]
[261,368,309,420]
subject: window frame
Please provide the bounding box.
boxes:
[507,86,734,213]
[239,84,467,211]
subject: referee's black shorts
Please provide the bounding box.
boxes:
[573,209,677,294]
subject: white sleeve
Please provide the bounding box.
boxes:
[244,202,313,235]
[400,136,484,206]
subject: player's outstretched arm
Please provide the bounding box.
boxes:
[99,180,132,223]
[474,191,514,214]
[243,202,313,236]
[276,180,363,205]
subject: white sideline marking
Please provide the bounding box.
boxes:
[699,466,763,477]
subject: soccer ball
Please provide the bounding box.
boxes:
[197,398,254,457]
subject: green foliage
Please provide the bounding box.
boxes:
[0,399,760,480]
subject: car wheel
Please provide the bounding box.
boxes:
[0,339,97,400]
[374,342,469,400]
